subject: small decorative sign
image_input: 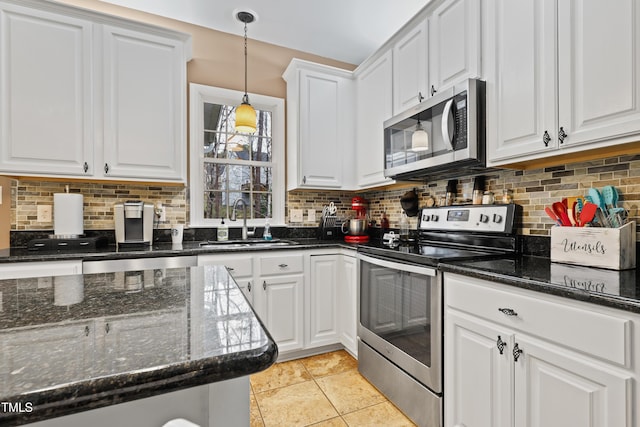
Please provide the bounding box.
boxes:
[551,221,636,270]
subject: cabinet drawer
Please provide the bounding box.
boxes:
[445,274,631,367]
[260,254,304,276]
[198,255,253,278]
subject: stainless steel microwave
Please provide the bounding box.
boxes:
[383,79,486,181]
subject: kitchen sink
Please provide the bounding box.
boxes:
[198,239,300,249]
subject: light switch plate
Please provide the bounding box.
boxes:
[37,205,52,222]
[290,209,304,223]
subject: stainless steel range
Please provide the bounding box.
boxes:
[357,204,520,427]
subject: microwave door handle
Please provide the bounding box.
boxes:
[441,98,456,151]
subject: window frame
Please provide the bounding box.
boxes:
[189,84,285,227]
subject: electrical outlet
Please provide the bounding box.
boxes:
[290,209,304,223]
[37,205,52,222]
[307,209,316,222]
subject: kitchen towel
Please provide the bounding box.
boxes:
[53,193,84,236]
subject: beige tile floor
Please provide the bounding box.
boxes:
[249,350,417,427]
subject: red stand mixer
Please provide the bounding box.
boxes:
[342,197,370,243]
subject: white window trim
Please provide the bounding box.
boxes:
[189,84,285,227]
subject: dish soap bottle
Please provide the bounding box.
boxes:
[263,218,272,240]
[217,218,229,241]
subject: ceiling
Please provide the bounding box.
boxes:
[98,0,430,65]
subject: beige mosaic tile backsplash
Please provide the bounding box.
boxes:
[11,154,640,237]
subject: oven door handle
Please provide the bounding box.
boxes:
[358,254,437,277]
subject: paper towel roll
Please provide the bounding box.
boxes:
[54,193,84,236]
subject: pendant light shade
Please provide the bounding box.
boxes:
[411,120,429,152]
[235,11,257,134]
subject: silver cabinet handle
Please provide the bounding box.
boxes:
[105,323,110,333]
[558,126,567,144]
[247,282,251,292]
[263,280,267,290]
[278,263,288,268]
[498,308,518,316]
[83,162,89,173]
[430,85,437,96]
[104,163,110,174]
[543,130,551,146]
[84,326,90,336]
[302,176,306,184]
[418,91,425,103]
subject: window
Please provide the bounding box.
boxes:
[189,84,285,227]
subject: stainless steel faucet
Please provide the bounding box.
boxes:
[231,198,253,240]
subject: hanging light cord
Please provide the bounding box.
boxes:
[242,20,249,104]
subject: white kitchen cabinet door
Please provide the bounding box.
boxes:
[101,25,186,182]
[260,274,304,353]
[102,310,187,374]
[337,254,357,357]
[308,255,339,348]
[283,59,355,191]
[445,310,513,427]
[355,51,395,189]
[557,0,640,148]
[514,336,632,427]
[428,0,481,94]
[0,2,94,177]
[0,321,95,395]
[486,0,558,162]
[393,19,429,114]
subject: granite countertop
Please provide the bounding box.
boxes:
[0,238,354,264]
[0,265,278,425]
[440,255,640,314]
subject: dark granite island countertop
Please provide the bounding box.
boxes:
[0,265,278,426]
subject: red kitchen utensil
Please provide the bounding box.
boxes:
[578,202,598,226]
[552,202,571,226]
[545,206,562,226]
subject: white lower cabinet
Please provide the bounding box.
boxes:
[197,249,358,358]
[444,273,637,427]
[337,254,358,356]
[309,255,340,348]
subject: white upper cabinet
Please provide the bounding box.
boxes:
[355,50,395,189]
[283,59,355,190]
[428,0,481,94]
[0,2,94,177]
[0,0,191,183]
[487,0,640,165]
[392,19,429,115]
[102,25,187,181]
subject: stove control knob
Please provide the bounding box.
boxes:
[493,214,503,223]
[479,214,489,223]
[430,214,439,222]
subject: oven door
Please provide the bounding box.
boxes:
[358,253,442,394]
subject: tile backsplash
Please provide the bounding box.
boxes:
[9,154,640,238]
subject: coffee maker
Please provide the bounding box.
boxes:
[114,201,154,245]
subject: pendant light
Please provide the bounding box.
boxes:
[411,118,429,152]
[235,11,257,134]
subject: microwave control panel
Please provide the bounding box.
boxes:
[418,204,517,233]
